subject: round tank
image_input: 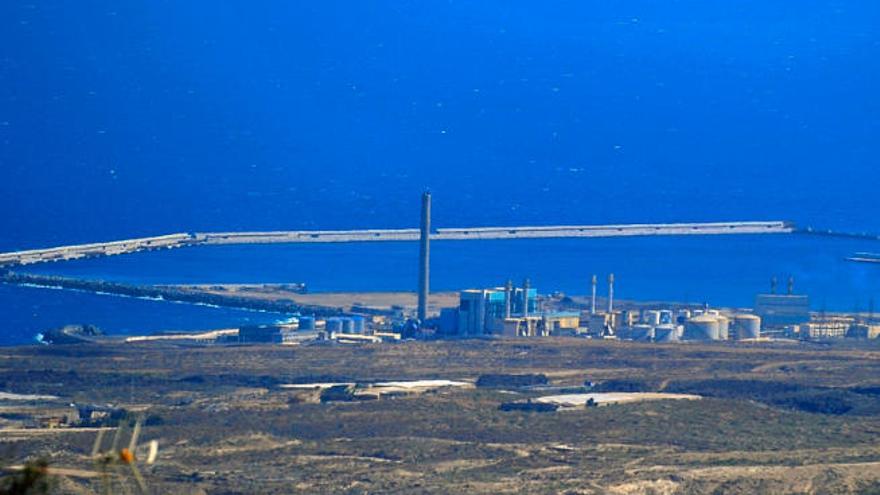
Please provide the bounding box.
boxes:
[716,315,730,340]
[659,310,674,325]
[325,318,343,333]
[654,324,678,342]
[684,315,720,340]
[643,310,661,326]
[734,314,761,340]
[631,324,654,341]
[341,318,355,333]
[298,316,316,331]
[352,316,366,334]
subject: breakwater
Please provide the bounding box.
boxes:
[0,271,340,317]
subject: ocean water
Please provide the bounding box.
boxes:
[5,232,880,344]
[0,284,290,345]
[1,1,879,344]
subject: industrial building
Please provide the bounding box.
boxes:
[440,280,579,337]
[797,317,854,340]
[755,277,810,327]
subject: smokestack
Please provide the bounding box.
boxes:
[607,273,615,314]
[787,276,794,296]
[504,279,513,319]
[522,278,531,318]
[590,274,597,315]
[771,276,778,295]
[417,191,431,322]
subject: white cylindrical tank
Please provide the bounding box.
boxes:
[684,315,720,341]
[734,314,761,340]
[716,315,730,340]
[631,324,654,341]
[643,310,661,326]
[654,324,678,342]
[676,309,691,325]
[341,318,355,333]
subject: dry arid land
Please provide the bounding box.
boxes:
[4,339,880,493]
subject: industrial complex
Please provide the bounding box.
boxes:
[4,192,879,347]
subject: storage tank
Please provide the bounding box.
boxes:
[733,314,761,340]
[684,315,720,340]
[659,310,674,325]
[716,315,730,340]
[341,317,355,333]
[298,316,316,331]
[352,316,366,334]
[325,318,343,333]
[631,324,654,341]
[642,310,661,326]
[676,309,691,325]
[654,324,678,342]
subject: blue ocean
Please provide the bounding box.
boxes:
[1,2,878,344]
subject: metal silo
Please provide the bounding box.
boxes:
[734,314,761,340]
[352,316,366,334]
[684,315,720,341]
[341,318,355,333]
[325,318,343,333]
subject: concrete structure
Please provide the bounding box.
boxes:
[755,294,810,327]
[590,275,597,315]
[607,274,615,314]
[417,191,431,323]
[504,280,513,318]
[0,220,795,267]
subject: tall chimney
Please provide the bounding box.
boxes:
[607,273,615,314]
[771,276,778,295]
[522,278,531,318]
[787,276,794,296]
[504,279,513,319]
[417,191,431,323]
[590,274,598,315]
